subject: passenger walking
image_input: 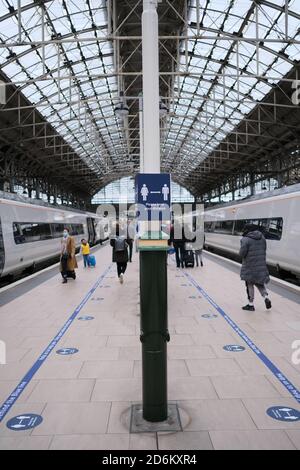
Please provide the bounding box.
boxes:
[239,224,272,311]
[194,249,203,267]
[193,233,205,267]
[110,224,129,284]
[60,228,78,283]
[81,239,90,267]
[170,221,185,268]
[127,220,135,263]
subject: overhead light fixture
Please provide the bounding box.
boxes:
[114,91,129,118]
[159,100,168,116]
[114,101,129,118]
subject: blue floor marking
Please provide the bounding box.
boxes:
[183,270,300,404]
[0,264,112,423]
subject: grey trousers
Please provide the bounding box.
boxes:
[246,281,268,303]
[194,250,203,267]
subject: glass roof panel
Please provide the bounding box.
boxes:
[0,0,299,187]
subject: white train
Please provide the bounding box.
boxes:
[204,184,300,279]
[0,192,109,278]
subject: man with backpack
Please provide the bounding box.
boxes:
[110,223,130,283]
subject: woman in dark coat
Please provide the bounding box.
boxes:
[239,224,272,311]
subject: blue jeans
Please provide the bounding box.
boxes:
[83,254,90,267]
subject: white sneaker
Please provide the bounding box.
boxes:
[120,273,124,284]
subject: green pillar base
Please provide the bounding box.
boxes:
[140,250,169,422]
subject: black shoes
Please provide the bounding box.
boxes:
[265,298,272,309]
[242,300,271,311]
[62,279,67,284]
[242,304,255,311]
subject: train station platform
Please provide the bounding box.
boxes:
[0,245,300,450]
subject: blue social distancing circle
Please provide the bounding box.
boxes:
[7,414,43,431]
[56,348,78,355]
[78,316,94,321]
[223,344,246,352]
[267,406,300,422]
[202,314,218,319]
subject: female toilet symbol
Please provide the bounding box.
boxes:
[141,184,149,202]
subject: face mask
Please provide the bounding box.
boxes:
[63,231,68,238]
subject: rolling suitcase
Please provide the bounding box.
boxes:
[184,243,195,268]
[67,270,76,279]
[89,255,96,267]
[184,250,195,268]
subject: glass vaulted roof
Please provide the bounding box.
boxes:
[0,1,299,194]
[162,0,300,183]
[0,0,125,177]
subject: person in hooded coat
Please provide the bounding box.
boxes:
[239,223,272,311]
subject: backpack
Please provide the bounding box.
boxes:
[115,236,127,252]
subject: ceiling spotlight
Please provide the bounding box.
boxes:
[114,101,129,118]
[114,91,129,118]
[159,100,168,116]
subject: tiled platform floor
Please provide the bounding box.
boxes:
[0,245,299,450]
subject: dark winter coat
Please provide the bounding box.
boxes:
[239,230,270,284]
[110,237,129,263]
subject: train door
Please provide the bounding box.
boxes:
[0,217,5,277]
[86,217,96,245]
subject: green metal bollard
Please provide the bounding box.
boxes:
[139,249,169,422]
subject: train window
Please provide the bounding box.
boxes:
[232,217,283,240]
[264,218,283,240]
[71,224,84,236]
[214,220,234,234]
[51,223,64,238]
[13,223,26,244]
[39,224,52,240]
[204,222,214,232]
[21,223,40,243]
[13,221,85,244]
[233,220,246,236]
[0,217,4,276]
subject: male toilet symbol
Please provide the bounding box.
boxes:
[162,183,169,201]
[141,184,149,202]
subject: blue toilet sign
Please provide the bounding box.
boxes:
[7,414,43,431]
[56,348,78,355]
[267,406,300,422]
[223,345,246,352]
[202,313,218,319]
[135,173,171,221]
[78,316,94,321]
